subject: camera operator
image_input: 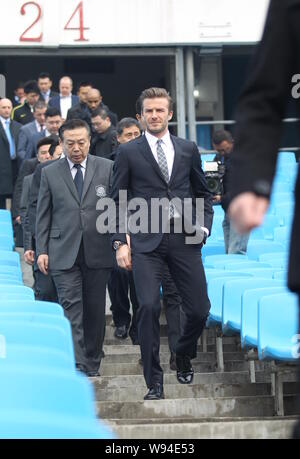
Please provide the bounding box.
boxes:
[212,130,250,254]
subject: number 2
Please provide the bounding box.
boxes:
[64,1,90,42]
[19,2,43,42]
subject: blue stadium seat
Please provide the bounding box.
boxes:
[204,254,248,264]
[222,278,285,335]
[273,271,287,280]
[246,241,285,260]
[202,242,225,258]
[0,210,12,224]
[0,285,34,301]
[0,321,75,361]
[259,252,288,269]
[0,236,14,251]
[0,266,22,281]
[0,277,23,285]
[0,367,115,439]
[258,292,299,361]
[0,251,21,268]
[207,274,253,326]
[224,261,272,270]
[241,286,288,349]
[0,301,64,317]
[237,268,277,278]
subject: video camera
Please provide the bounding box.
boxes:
[203,160,226,196]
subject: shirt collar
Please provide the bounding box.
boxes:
[0,116,9,125]
[60,94,72,99]
[145,130,171,148]
[67,156,88,170]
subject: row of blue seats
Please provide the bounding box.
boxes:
[0,210,114,439]
[203,254,298,362]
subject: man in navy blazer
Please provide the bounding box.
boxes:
[17,100,47,165]
[111,87,213,400]
[48,76,79,120]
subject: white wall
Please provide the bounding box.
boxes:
[0,0,270,47]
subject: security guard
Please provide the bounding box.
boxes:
[12,80,40,126]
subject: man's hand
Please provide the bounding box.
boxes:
[15,216,21,225]
[116,244,132,271]
[213,195,222,204]
[37,254,49,275]
[228,192,269,233]
[24,250,35,266]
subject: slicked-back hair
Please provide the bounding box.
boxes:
[212,130,234,145]
[36,136,55,153]
[38,72,52,81]
[33,101,47,112]
[45,107,61,119]
[139,87,173,113]
[59,118,91,140]
[90,107,109,121]
[117,118,141,136]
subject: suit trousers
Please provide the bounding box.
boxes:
[51,242,111,373]
[132,231,210,388]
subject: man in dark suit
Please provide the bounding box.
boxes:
[29,107,62,158]
[227,0,300,438]
[0,98,21,209]
[37,72,59,104]
[86,88,118,127]
[12,80,40,126]
[67,81,93,126]
[17,100,47,165]
[111,87,213,400]
[48,76,79,120]
[36,119,114,377]
[90,107,118,160]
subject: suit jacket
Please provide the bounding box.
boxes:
[111,134,214,253]
[36,155,114,271]
[229,0,300,292]
[39,90,59,103]
[12,158,39,219]
[30,130,46,157]
[48,95,79,117]
[20,174,34,251]
[90,125,118,161]
[12,102,34,126]
[28,159,59,238]
[0,120,22,195]
[17,121,40,165]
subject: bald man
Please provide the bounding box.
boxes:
[86,88,118,127]
[48,76,79,120]
[0,98,21,209]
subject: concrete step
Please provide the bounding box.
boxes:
[93,371,272,390]
[99,360,269,376]
[94,382,271,402]
[103,343,240,354]
[107,417,299,439]
[103,352,245,365]
[97,395,276,419]
[104,336,241,346]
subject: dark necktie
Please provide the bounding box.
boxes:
[73,164,84,200]
[156,140,174,219]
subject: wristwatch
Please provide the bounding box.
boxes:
[113,241,127,251]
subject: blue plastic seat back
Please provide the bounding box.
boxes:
[207,274,253,325]
[0,286,34,301]
[0,301,64,317]
[0,321,74,361]
[237,268,276,279]
[0,277,23,285]
[0,252,21,269]
[0,236,14,251]
[0,265,22,281]
[258,292,299,361]
[204,254,248,264]
[273,271,287,280]
[259,252,288,269]
[222,278,285,335]
[0,344,74,372]
[205,257,251,269]
[241,286,288,349]
[202,242,225,258]
[246,241,285,260]
[0,210,12,224]
[224,261,272,270]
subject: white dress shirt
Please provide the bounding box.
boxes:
[60,95,72,120]
[0,116,9,132]
[35,120,44,133]
[145,130,209,236]
[67,157,87,180]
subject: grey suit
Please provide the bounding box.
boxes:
[36,155,114,373]
[17,121,39,165]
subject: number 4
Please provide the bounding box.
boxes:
[64,1,89,42]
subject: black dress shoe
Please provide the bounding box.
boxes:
[86,371,101,377]
[114,325,129,339]
[144,383,165,400]
[176,355,194,384]
[169,352,177,371]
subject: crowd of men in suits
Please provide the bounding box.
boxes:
[0,76,214,399]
